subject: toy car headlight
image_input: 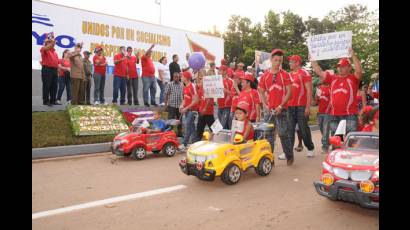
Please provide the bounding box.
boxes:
[321,173,334,186]
[322,162,333,173]
[360,180,375,193]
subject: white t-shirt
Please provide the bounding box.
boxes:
[157,63,171,83]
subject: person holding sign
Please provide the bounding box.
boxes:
[217,65,234,129]
[258,49,294,165]
[287,55,315,158]
[233,100,254,141]
[310,48,363,136]
[179,71,199,150]
[238,73,261,122]
[195,69,215,142]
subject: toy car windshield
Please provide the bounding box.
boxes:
[209,130,233,143]
[346,135,379,150]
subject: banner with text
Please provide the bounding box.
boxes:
[203,75,224,98]
[307,31,352,61]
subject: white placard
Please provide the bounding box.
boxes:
[211,119,223,134]
[335,119,346,136]
[307,31,352,61]
[231,120,245,133]
[203,75,224,98]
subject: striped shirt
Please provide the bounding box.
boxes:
[164,81,183,108]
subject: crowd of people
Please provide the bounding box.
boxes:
[40,35,379,166]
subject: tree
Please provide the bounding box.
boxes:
[223,15,253,64]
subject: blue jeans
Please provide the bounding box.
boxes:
[142,76,157,105]
[157,79,165,104]
[288,106,314,151]
[57,71,71,101]
[317,113,330,150]
[112,76,127,104]
[93,73,106,103]
[329,114,358,136]
[218,108,231,129]
[183,111,197,146]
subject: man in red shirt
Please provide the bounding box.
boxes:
[126,46,140,105]
[113,46,128,105]
[315,81,331,154]
[217,65,233,129]
[40,34,59,106]
[310,48,363,137]
[179,71,199,149]
[195,69,215,142]
[93,45,107,105]
[141,44,157,107]
[258,49,294,165]
[287,55,315,157]
[235,62,245,77]
[238,73,261,122]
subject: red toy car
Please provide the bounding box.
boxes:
[313,132,379,209]
[111,119,180,160]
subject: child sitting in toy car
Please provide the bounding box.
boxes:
[233,100,254,142]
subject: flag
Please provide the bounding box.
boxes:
[186,35,216,62]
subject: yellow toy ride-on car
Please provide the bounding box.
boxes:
[179,126,274,185]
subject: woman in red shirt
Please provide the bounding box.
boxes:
[195,69,215,141]
[57,49,71,104]
[238,73,261,122]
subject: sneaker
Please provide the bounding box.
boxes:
[159,103,165,106]
[178,145,187,151]
[53,101,61,105]
[56,100,61,104]
[278,153,287,160]
[152,103,158,107]
[94,101,100,105]
[307,150,314,158]
[65,100,71,105]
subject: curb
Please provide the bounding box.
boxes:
[32,126,319,159]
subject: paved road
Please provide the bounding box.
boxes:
[32,131,378,230]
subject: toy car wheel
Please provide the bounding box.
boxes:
[221,163,241,185]
[162,143,177,157]
[131,147,146,160]
[255,156,272,176]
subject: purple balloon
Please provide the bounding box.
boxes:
[188,52,206,71]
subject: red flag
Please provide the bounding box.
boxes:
[186,35,216,62]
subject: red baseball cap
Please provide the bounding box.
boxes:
[236,100,250,113]
[271,48,285,56]
[240,73,255,82]
[182,71,192,80]
[337,58,351,67]
[287,55,302,63]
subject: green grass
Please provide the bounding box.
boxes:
[32,111,115,148]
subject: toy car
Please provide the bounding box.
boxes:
[179,124,274,185]
[313,132,379,209]
[111,119,180,160]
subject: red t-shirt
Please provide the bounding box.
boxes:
[361,124,374,132]
[141,55,155,77]
[317,85,331,114]
[237,89,261,121]
[58,59,71,77]
[227,68,234,78]
[93,55,107,75]
[217,77,234,108]
[127,55,139,78]
[235,70,245,77]
[235,119,254,141]
[288,69,312,107]
[197,85,214,115]
[323,72,360,116]
[182,83,199,111]
[258,69,291,109]
[40,47,59,68]
[113,53,127,77]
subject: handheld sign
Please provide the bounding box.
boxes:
[203,75,224,98]
[231,120,245,133]
[211,119,223,134]
[307,31,352,61]
[335,119,347,136]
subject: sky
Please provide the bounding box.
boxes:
[40,0,379,33]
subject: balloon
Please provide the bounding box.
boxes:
[188,52,206,71]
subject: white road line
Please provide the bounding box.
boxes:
[32,184,187,220]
